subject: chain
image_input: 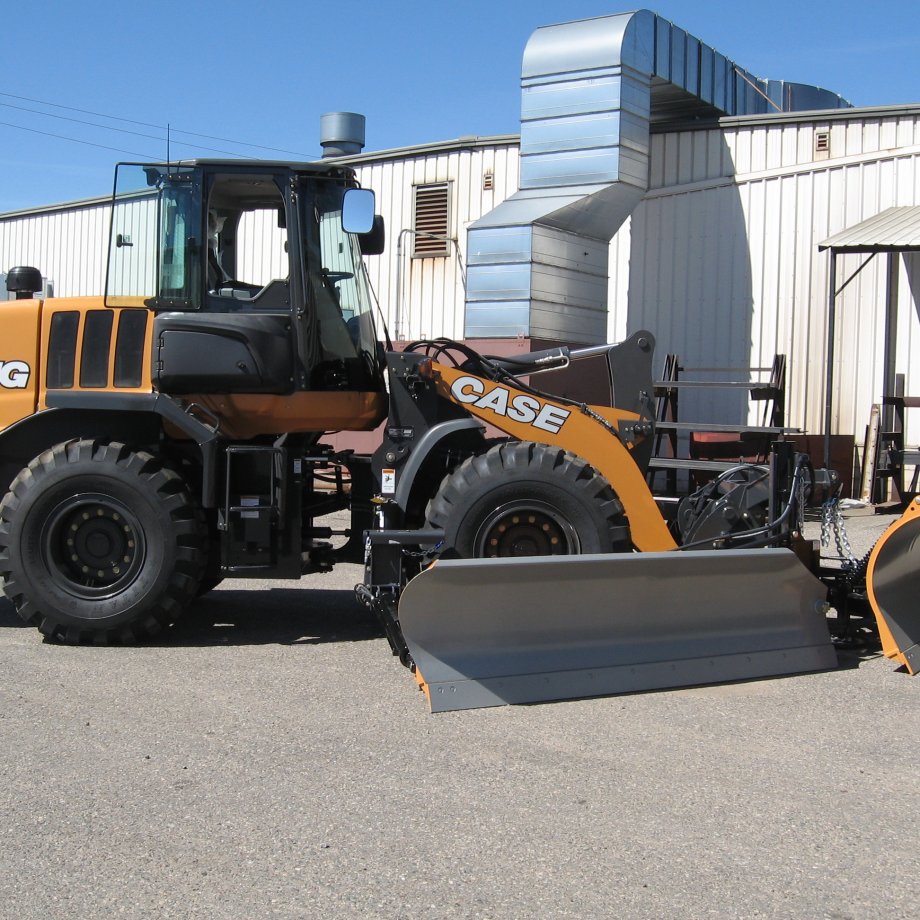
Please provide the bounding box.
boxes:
[821,498,858,572]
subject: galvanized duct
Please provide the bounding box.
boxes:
[464,10,850,342]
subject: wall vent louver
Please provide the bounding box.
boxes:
[412,183,451,256]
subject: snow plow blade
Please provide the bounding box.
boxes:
[398,549,836,712]
[867,499,920,675]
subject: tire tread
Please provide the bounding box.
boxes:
[0,439,206,644]
[427,441,630,557]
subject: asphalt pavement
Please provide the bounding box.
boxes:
[1,507,918,919]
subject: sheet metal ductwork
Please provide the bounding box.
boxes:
[464,10,850,342]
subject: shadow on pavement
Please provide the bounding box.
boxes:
[1,587,888,664]
[833,637,886,671]
[0,597,28,628]
[166,587,384,647]
[0,587,385,648]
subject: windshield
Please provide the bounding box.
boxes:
[303,181,380,387]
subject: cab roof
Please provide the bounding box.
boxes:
[170,158,352,178]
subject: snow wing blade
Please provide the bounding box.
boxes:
[867,499,920,675]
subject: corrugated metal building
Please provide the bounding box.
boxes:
[2,103,920,456]
[628,104,920,444]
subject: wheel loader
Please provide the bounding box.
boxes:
[0,158,916,712]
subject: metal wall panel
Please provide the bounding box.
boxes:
[0,203,110,298]
[237,209,288,284]
[615,109,920,447]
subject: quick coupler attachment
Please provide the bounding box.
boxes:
[357,528,445,669]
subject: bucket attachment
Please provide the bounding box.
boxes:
[867,498,920,674]
[397,548,836,712]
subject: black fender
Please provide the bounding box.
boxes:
[1,393,219,506]
[388,418,486,515]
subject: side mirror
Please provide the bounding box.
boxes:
[359,215,386,256]
[342,188,375,234]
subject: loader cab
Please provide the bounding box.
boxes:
[105,160,384,401]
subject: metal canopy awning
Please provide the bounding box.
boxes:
[819,206,920,253]
[817,207,920,469]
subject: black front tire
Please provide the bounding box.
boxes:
[0,440,207,643]
[426,442,631,559]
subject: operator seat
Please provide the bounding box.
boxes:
[207,211,227,292]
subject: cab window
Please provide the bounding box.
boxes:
[205,174,291,310]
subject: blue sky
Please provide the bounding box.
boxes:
[1,0,918,212]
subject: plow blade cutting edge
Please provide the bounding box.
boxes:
[397,549,837,712]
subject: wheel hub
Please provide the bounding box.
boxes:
[475,501,580,558]
[41,493,145,598]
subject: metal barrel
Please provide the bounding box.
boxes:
[397,548,836,712]
[867,499,920,675]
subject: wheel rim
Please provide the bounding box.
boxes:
[40,492,147,600]
[474,500,581,558]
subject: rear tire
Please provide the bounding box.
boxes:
[0,440,207,643]
[426,442,631,558]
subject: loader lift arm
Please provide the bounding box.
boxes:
[372,331,676,552]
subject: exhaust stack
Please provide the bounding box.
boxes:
[320,112,366,158]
